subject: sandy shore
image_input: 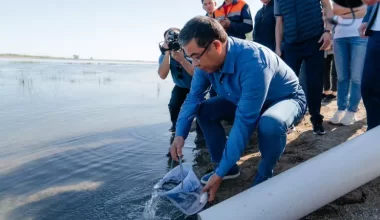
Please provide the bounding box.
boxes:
[192,100,380,219]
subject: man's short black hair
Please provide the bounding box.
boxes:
[178,16,228,48]
[163,28,181,38]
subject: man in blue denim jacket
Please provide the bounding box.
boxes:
[170,16,307,201]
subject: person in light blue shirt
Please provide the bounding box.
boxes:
[169,16,306,201]
[158,28,205,146]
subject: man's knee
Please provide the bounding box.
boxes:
[196,101,210,121]
[258,115,287,136]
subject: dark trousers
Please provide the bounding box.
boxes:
[283,36,324,124]
[168,85,202,134]
[362,31,380,130]
[324,54,338,92]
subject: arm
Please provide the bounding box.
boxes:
[228,4,253,34]
[179,58,194,76]
[216,62,272,177]
[175,69,211,139]
[321,0,334,31]
[274,0,283,55]
[275,16,284,53]
[157,52,170,80]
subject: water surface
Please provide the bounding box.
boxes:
[0,58,201,220]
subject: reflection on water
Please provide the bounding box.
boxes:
[0,59,207,220]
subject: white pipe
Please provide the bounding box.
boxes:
[198,126,380,220]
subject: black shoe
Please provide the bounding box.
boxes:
[170,133,175,144]
[194,133,205,145]
[168,125,176,133]
[313,123,326,135]
[167,133,175,157]
[322,94,337,103]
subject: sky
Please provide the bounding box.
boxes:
[0,0,262,62]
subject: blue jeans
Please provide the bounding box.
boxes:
[362,31,380,130]
[334,37,368,112]
[196,96,306,185]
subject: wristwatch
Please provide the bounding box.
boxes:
[324,29,332,34]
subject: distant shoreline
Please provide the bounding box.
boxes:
[0,54,156,64]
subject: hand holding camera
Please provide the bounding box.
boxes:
[159,30,182,56]
[171,50,185,63]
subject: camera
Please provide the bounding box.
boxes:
[167,30,181,51]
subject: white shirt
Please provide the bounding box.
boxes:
[371,5,380,31]
[333,17,363,38]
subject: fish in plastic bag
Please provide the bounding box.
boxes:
[153,163,208,215]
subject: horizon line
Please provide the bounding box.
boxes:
[0,53,157,63]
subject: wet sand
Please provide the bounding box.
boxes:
[192,101,380,220]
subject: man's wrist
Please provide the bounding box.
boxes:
[215,167,227,178]
[175,130,187,139]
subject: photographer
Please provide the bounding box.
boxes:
[158,28,204,145]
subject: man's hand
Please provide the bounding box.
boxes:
[170,136,185,162]
[171,50,185,63]
[219,18,231,29]
[358,22,368,38]
[162,42,169,49]
[319,32,332,50]
[202,174,223,202]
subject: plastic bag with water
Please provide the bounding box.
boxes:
[153,163,208,216]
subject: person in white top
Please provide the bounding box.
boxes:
[329,3,368,125]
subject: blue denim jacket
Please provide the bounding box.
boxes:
[176,37,305,177]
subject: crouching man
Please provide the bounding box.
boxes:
[170,16,307,201]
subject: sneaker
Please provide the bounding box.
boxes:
[340,111,357,125]
[168,125,176,133]
[313,123,326,135]
[200,167,240,185]
[329,110,345,125]
[322,94,337,103]
[194,133,205,145]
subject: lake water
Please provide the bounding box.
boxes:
[0,58,204,220]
